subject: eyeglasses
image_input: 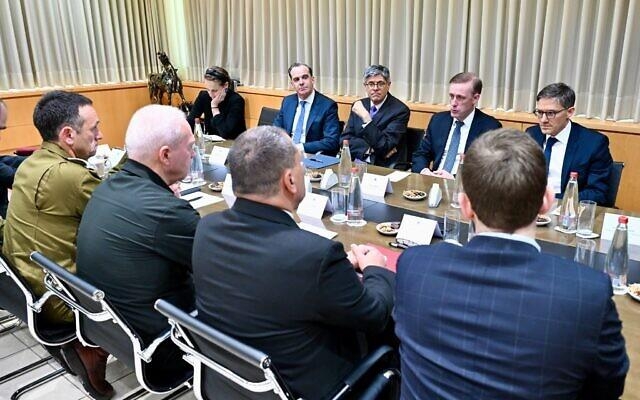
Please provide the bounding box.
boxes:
[364,81,387,89]
[533,108,567,120]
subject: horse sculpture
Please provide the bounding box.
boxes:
[147,51,189,112]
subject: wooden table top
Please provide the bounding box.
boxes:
[197,147,639,399]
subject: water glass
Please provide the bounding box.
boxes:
[444,209,461,244]
[354,159,367,182]
[574,238,597,269]
[577,200,597,236]
[329,187,347,224]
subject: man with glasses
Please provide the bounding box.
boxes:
[342,64,410,167]
[186,66,246,139]
[273,62,341,155]
[526,82,612,204]
[411,72,501,179]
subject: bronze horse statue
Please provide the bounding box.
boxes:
[147,52,189,112]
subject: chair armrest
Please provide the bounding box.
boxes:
[137,328,172,363]
[392,162,412,171]
[342,345,394,388]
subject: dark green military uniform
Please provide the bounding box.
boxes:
[3,141,101,323]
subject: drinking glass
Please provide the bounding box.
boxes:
[354,159,367,182]
[329,187,347,224]
[574,238,597,269]
[444,209,461,244]
[577,200,597,237]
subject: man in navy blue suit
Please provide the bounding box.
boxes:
[411,72,501,179]
[342,64,410,167]
[0,99,26,219]
[273,62,341,155]
[395,128,628,400]
[526,82,613,205]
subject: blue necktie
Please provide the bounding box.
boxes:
[443,120,464,173]
[292,100,306,144]
[544,136,558,172]
[370,105,378,118]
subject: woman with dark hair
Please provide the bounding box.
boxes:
[187,66,246,139]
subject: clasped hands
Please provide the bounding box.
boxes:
[347,244,386,271]
[420,168,455,180]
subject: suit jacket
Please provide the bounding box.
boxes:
[273,90,341,156]
[187,89,246,139]
[394,235,628,400]
[527,122,612,205]
[192,198,395,399]
[411,109,502,172]
[77,160,200,344]
[342,94,410,167]
[0,155,26,218]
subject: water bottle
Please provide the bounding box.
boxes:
[194,117,206,156]
[346,167,366,227]
[190,146,204,185]
[338,140,352,189]
[605,215,629,295]
[559,172,579,233]
[450,154,463,208]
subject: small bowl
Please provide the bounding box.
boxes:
[307,171,323,182]
[208,182,224,192]
[536,215,551,226]
[376,221,401,236]
[402,190,427,201]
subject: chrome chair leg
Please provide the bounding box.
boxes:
[119,387,148,400]
[0,356,54,384]
[0,313,18,324]
[0,317,21,335]
[10,368,66,400]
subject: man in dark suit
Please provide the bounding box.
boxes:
[186,66,246,139]
[77,104,199,382]
[395,128,628,400]
[0,99,27,219]
[411,72,501,178]
[273,62,341,155]
[342,64,410,167]
[192,126,395,399]
[526,82,612,205]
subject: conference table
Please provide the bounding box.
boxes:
[195,144,640,399]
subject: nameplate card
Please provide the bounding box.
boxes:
[221,174,236,207]
[361,173,393,203]
[208,146,229,166]
[297,192,328,221]
[320,169,338,190]
[386,170,411,183]
[601,213,640,246]
[396,214,437,246]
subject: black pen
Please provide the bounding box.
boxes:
[188,196,203,203]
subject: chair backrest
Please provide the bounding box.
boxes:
[258,107,280,126]
[391,127,425,170]
[155,299,296,400]
[605,161,624,208]
[0,254,75,346]
[29,251,187,394]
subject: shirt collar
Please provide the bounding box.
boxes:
[546,120,572,144]
[476,231,541,252]
[458,108,476,127]
[371,94,388,109]
[298,90,315,105]
[121,159,173,193]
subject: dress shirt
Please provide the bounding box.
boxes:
[436,108,476,174]
[363,95,388,129]
[476,231,541,252]
[291,90,315,144]
[546,121,571,195]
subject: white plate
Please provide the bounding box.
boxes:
[576,232,600,239]
[402,190,427,201]
[628,284,640,302]
[376,222,400,236]
[208,182,224,192]
[536,215,551,226]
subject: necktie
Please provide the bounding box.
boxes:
[443,120,464,173]
[292,100,306,144]
[544,137,558,172]
[369,105,378,118]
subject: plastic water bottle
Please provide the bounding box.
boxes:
[346,167,366,227]
[194,118,206,156]
[559,172,579,233]
[605,215,629,295]
[190,146,204,185]
[338,140,352,189]
[450,154,463,208]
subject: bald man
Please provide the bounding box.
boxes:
[76,105,200,380]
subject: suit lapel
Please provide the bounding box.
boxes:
[285,96,298,133]
[465,109,482,151]
[561,123,580,189]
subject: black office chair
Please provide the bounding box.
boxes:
[155,299,399,400]
[392,127,425,171]
[29,251,192,399]
[604,161,624,208]
[258,107,280,126]
[0,253,76,397]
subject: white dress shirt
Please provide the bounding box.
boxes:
[437,108,476,174]
[476,231,541,252]
[546,121,572,196]
[291,90,315,144]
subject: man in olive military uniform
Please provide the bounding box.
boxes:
[2,91,114,399]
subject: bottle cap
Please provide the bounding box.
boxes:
[351,167,358,173]
[343,139,350,145]
[195,117,201,123]
[570,171,578,178]
[618,215,628,224]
